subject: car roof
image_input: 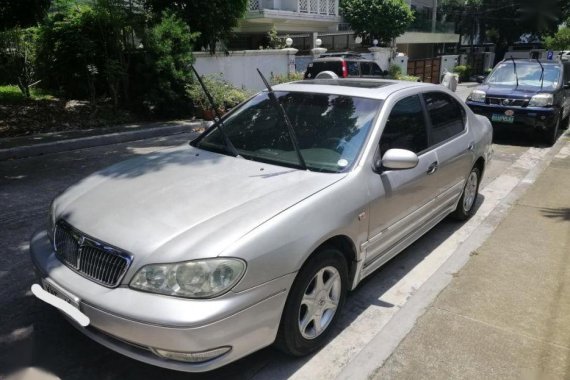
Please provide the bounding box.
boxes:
[312,56,367,62]
[272,79,436,100]
[500,58,562,66]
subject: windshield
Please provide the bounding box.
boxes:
[486,62,561,89]
[194,91,381,173]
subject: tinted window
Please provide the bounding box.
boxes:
[372,63,383,76]
[380,95,428,156]
[361,62,371,75]
[304,61,342,78]
[423,92,465,145]
[347,61,359,76]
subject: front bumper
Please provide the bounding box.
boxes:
[466,101,560,131]
[30,230,293,372]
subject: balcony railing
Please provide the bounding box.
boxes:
[249,0,338,16]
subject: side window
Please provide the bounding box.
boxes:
[380,95,428,156]
[360,62,371,75]
[347,61,359,76]
[423,92,465,146]
[372,63,383,76]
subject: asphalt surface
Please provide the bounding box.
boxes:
[0,109,563,379]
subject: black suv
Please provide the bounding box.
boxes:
[466,59,570,145]
[304,57,387,79]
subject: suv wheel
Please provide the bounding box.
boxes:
[275,247,348,356]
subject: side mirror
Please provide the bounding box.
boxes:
[476,75,486,84]
[379,149,419,171]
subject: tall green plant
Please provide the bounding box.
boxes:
[0,28,39,97]
[142,11,198,116]
[340,0,414,46]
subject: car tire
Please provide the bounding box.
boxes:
[275,247,348,357]
[451,166,481,221]
[546,117,560,146]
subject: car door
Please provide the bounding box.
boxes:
[364,94,441,268]
[422,91,474,208]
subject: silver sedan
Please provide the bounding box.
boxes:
[30,79,492,372]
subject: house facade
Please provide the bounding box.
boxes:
[231,0,460,59]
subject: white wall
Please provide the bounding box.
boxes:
[193,50,291,91]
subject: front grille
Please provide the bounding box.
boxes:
[487,97,529,107]
[54,221,133,287]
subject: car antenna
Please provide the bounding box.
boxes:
[256,68,307,170]
[510,56,519,89]
[190,65,240,157]
[536,58,544,90]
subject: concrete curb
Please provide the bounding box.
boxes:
[337,133,570,380]
[0,122,203,161]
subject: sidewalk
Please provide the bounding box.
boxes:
[0,120,203,160]
[370,138,570,379]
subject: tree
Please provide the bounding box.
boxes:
[340,0,414,46]
[145,0,248,54]
[0,28,38,96]
[0,0,51,30]
[544,27,570,50]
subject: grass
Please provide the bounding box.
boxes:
[0,85,55,102]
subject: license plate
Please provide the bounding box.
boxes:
[491,114,514,123]
[42,278,80,309]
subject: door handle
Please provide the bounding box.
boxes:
[426,161,439,175]
[467,142,474,151]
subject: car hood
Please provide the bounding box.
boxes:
[478,83,554,99]
[54,145,345,263]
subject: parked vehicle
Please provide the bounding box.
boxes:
[30,78,492,372]
[304,57,387,79]
[466,58,570,145]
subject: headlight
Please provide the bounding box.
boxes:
[130,258,246,298]
[528,93,554,107]
[467,90,486,103]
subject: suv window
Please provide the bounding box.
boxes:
[360,62,371,75]
[423,92,465,145]
[380,95,428,156]
[347,61,359,76]
[372,63,383,76]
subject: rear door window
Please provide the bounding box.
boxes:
[360,62,372,75]
[347,61,360,76]
[423,92,465,146]
[380,95,428,156]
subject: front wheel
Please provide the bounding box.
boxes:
[275,247,348,356]
[451,166,481,221]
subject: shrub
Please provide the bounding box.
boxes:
[187,73,251,116]
[388,64,402,79]
[398,75,421,82]
[453,65,471,81]
[0,28,39,96]
[140,11,198,116]
[270,71,304,85]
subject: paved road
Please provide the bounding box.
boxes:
[0,126,559,380]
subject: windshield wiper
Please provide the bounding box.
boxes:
[256,68,307,170]
[510,56,519,89]
[190,65,240,157]
[536,58,545,90]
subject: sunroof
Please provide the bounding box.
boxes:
[298,79,396,89]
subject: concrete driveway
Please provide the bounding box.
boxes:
[0,123,563,379]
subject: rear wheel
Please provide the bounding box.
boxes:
[275,247,348,356]
[451,166,481,221]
